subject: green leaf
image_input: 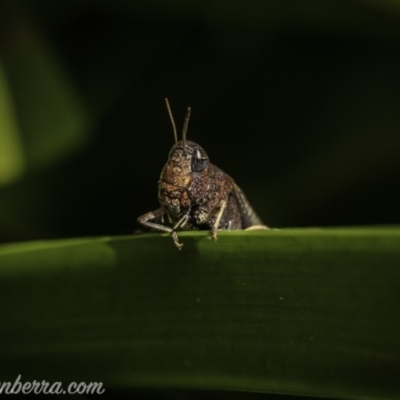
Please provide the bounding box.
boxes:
[0,227,399,399]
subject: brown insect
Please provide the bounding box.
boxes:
[137,99,266,249]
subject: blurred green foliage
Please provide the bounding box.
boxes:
[0,0,399,242]
[0,61,24,185]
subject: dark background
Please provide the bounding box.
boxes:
[1,0,400,243]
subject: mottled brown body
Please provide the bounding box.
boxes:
[137,100,264,249]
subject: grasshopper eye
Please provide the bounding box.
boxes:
[191,149,209,172]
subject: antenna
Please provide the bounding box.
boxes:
[182,107,191,148]
[165,98,178,145]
